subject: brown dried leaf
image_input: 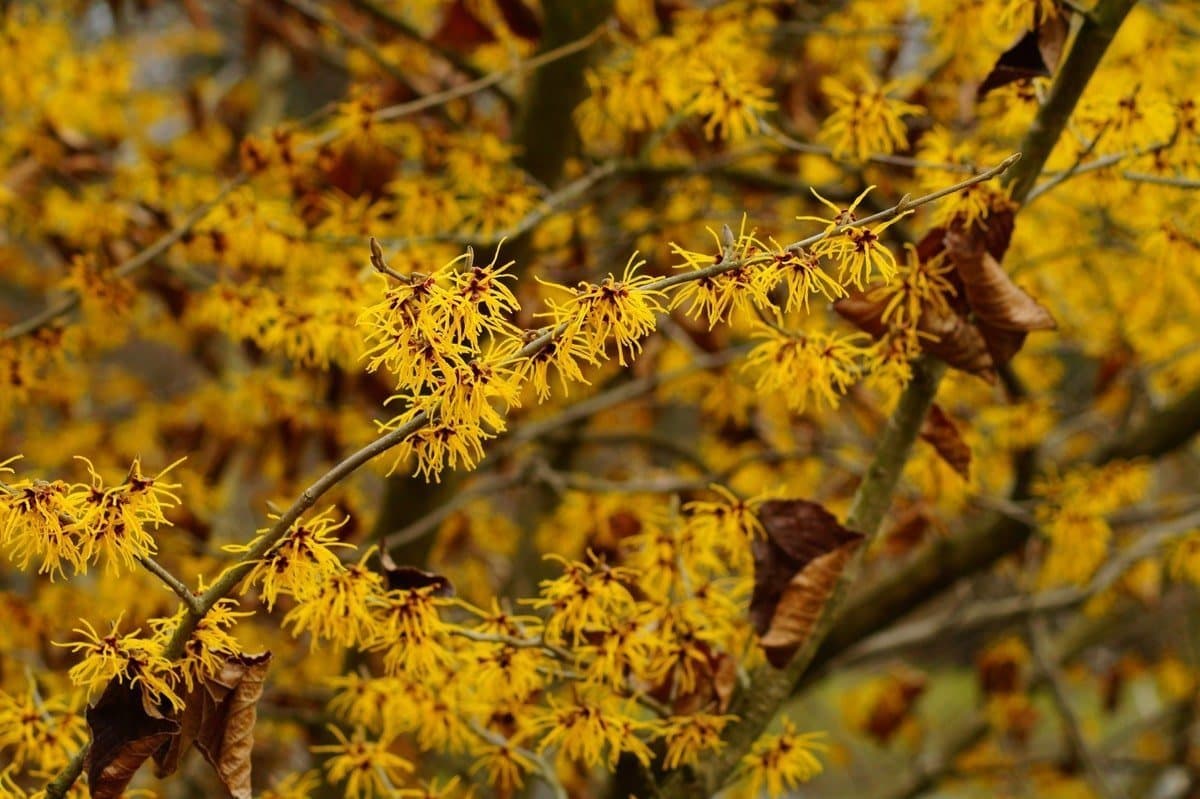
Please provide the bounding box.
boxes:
[945,228,1055,362]
[978,30,1051,98]
[979,7,1068,98]
[431,0,498,51]
[977,204,1017,262]
[151,694,201,777]
[915,225,948,263]
[750,500,865,668]
[495,0,542,40]
[86,682,181,799]
[833,292,889,338]
[152,652,271,799]
[182,0,211,27]
[953,250,1055,333]
[379,550,454,596]
[882,503,933,556]
[917,307,995,377]
[196,652,271,799]
[977,646,1024,695]
[920,404,971,479]
[1037,9,1069,73]
[976,321,1030,366]
[667,646,737,715]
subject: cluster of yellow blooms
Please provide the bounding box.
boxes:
[3,1,1200,799]
[0,456,182,579]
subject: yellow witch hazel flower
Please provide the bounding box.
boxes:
[469,633,547,704]
[735,719,827,799]
[527,553,638,644]
[285,548,385,648]
[360,244,531,482]
[56,617,183,711]
[446,248,520,345]
[470,733,538,793]
[367,571,454,676]
[684,484,767,542]
[534,692,659,769]
[743,324,869,413]
[224,506,353,609]
[0,473,81,580]
[867,243,956,331]
[150,596,251,692]
[397,344,523,431]
[512,327,595,402]
[760,242,847,313]
[359,266,467,391]
[669,218,773,328]
[538,253,666,366]
[662,713,735,770]
[260,770,324,799]
[1034,461,1151,588]
[800,186,911,288]
[819,71,923,162]
[386,417,492,483]
[689,61,776,142]
[69,456,184,574]
[0,679,87,772]
[312,726,414,799]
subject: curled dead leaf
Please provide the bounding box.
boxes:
[838,207,1032,379]
[379,549,455,596]
[833,292,889,339]
[152,651,272,799]
[495,0,542,40]
[664,645,738,715]
[917,306,996,377]
[920,404,971,479]
[978,30,1051,98]
[431,0,498,51]
[750,500,865,668]
[945,230,1056,334]
[882,502,934,556]
[977,9,1068,99]
[85,681,180,799]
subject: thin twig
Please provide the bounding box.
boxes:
[467,720,568,799]
[1028,617,1119,799]
[651,154,1020,294]
[343,0,495,85]
[1121,170,1200,189]
[275,0,429,101]
[2,177,246,341]
[1025,138,1175,202]
[379,347,747,553]
[760,118,981,174]
[379,467,529,549]
[1025,122,1112,203]
[137,556,203,616]
[371,23,611,126]
[839,505,1200,665]
[369,160,624,250]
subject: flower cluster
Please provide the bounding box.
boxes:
[1034,462,1151,588]
[0,456,182,579]
[819,72,924,163]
